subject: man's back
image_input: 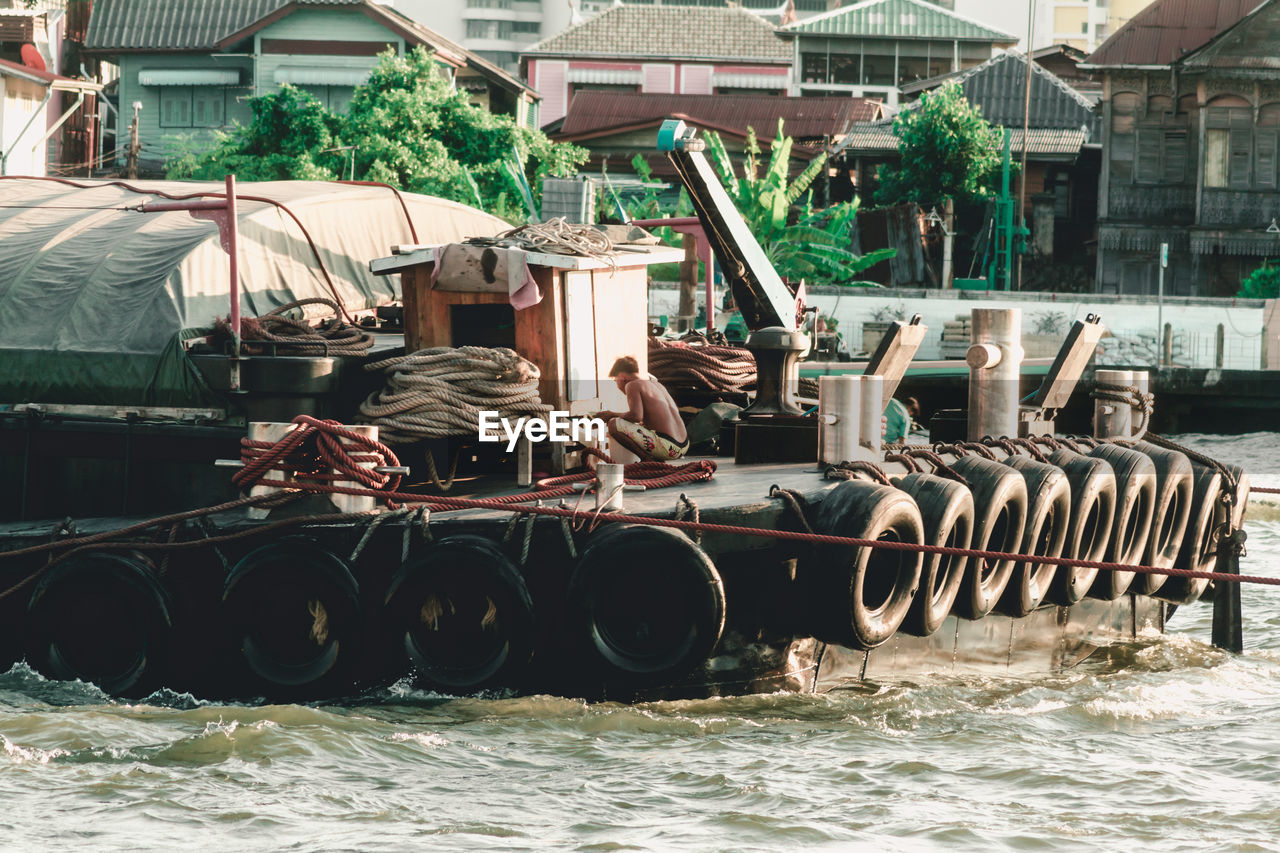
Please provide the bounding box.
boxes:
[629,378,686,443]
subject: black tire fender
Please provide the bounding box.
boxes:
[1045,448,1116,605]
[947,456,1028,620]
[893,473,973,638]
[568,524,725,683]
[223,536,360,691]
[807,479,924,649]
[1132,442,1194,597]
[26,551,172,697]
[1086,444,1157,600]
[1159,464,1224,604]
[384,535,535,694]
[997,456,1071,617]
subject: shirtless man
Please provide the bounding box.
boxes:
[597,356,689,462]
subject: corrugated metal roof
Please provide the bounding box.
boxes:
[837,122,1087,156]
[86,0,295,50]
[908,51,1100,135]
[524,5,790,61]
[1083,0,1263,68]
[781,0,1016,43]
[557,91,881,140]
[1180,0,1280,69]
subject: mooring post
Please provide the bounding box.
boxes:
[1212,527,1247,653]
[859,374,883,457]
[596,463,625,512]
[817,375,860,465]
[1130,370,1149,437]
[967,308,1021,440]
[1093,368,1133,439]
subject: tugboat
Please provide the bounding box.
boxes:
[0,123,1251,702]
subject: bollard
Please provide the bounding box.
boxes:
[1130,370,1149,438]
[330,424,380,515]
[1094,369,1133,439]
[859,374,883,456]
[246,422,298,520]
[596,463,625,511]
[818,375,860,465]
[966,308,1022,441]
[1212,528,1247,653]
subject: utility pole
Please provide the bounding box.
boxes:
[126,100,141,179]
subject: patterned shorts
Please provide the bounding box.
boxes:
[611,419,689,460]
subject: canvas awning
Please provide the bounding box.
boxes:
[274,67,370,86]
[138,68,241,86]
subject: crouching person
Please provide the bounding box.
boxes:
[598,356,688,462]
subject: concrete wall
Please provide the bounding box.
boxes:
[649,284,1268,370]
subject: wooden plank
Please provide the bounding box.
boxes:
[563,270,599,403]
[514,266,565,409]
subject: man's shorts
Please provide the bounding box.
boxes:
[611,419,689,460]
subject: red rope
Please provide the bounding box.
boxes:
[1254,486,1280,494]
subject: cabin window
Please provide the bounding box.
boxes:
[1108,91,1140,185]
[1255,104,1280,189]
[1204,103,1252,189]
[159,87,226,128]
[159,86,192,128]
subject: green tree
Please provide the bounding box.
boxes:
[704,120,894,284]
[873,81,1005,207]
[1239,261,1280,299]
[168,48,588,223]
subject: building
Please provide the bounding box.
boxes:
[521,5,792,128]
[549,90,882,181]
[1,58,100,175]
[834,50,1100,263]
[779,0,1018,109]
[83,0,539,172]
[1084,0,1280,297]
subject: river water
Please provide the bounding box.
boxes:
[3,434,1280,851]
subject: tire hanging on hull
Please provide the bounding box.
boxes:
[1045,448,1116,605]
[893,473,973,638]
[223,537,361,693]
[384,535,535,694]
[25,551,172,697]
[997,456,1071,617]
[806,479,924,649]
[947,456,1027,620]
[1132,442,1194,597]
[1086,444,1156,600]
[1158,464,1224,604]
[568,524,725,684]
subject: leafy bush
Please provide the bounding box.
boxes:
[1239,261,1280,299]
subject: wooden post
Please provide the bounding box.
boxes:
[1162,322,1173,366]
[678,233,698,332]
[1216,323,1225,369]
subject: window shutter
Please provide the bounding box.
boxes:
[1256,129,1277,188]
[1229,128,1252,188]
[1161,131,1187,184]
[1205,128,1229,188]
[1135,130,1161,183]
[1109,131,1134,184]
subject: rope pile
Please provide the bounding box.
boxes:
[214,297,374,356]
[234,414,402,493]
[466,217,614,265]
[648,335,756,394]
[359,346,552,444]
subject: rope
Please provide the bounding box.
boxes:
[1144,432,1242,529]
[234,415,401,498]
[1092,382,1154,441]
[648,336,756,394]
[468,217,614,265]
[217,298,373,357]
[903,448,970,487]
[359,346,552,445]
[885,452,922,473]
[424,449,461,492]
[824,460,892,486]
[674,493,702,545]
[770,486,815,536]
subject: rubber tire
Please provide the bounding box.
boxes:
[1158,464,1224,604]
[1045,448,1116,605]
[808,479,924,649]
[26,551,172,697]
[894,473,973,638]
[223,536,360,692]
[384,535,535,694]
[948,456,1028,620]
[568,524,725,684]
[1132,442,1194,597]
[997,456,1071,617]
[1086,444,1157,600]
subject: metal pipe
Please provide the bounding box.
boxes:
[30,90,86,153]
[1,89,54,174]
[859,374,883,456]
[818,375,860,465]
[967,308,1022,440]
[227,174,241,393]
[1093,368,1133,439]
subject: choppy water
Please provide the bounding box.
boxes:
[4,434,1280,851]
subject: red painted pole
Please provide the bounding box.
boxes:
[226,174,241,392]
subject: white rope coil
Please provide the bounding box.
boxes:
[359,346,552,444]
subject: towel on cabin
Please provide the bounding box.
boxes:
[429,243,542,310]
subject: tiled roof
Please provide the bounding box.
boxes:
[781,0,1017,43]
[836,122,1088,157]
[901,51,1099,135]
[557,91,882,140]
[1082,0,1263,68]
[525,5,790,62]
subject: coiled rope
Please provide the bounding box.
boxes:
[359,346,552,444]
[466,217,614,266]
[216,297,374,356]
[1092,382,1155,441]
[648,335,756,393]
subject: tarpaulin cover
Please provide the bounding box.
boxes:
[0,178,508,409]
